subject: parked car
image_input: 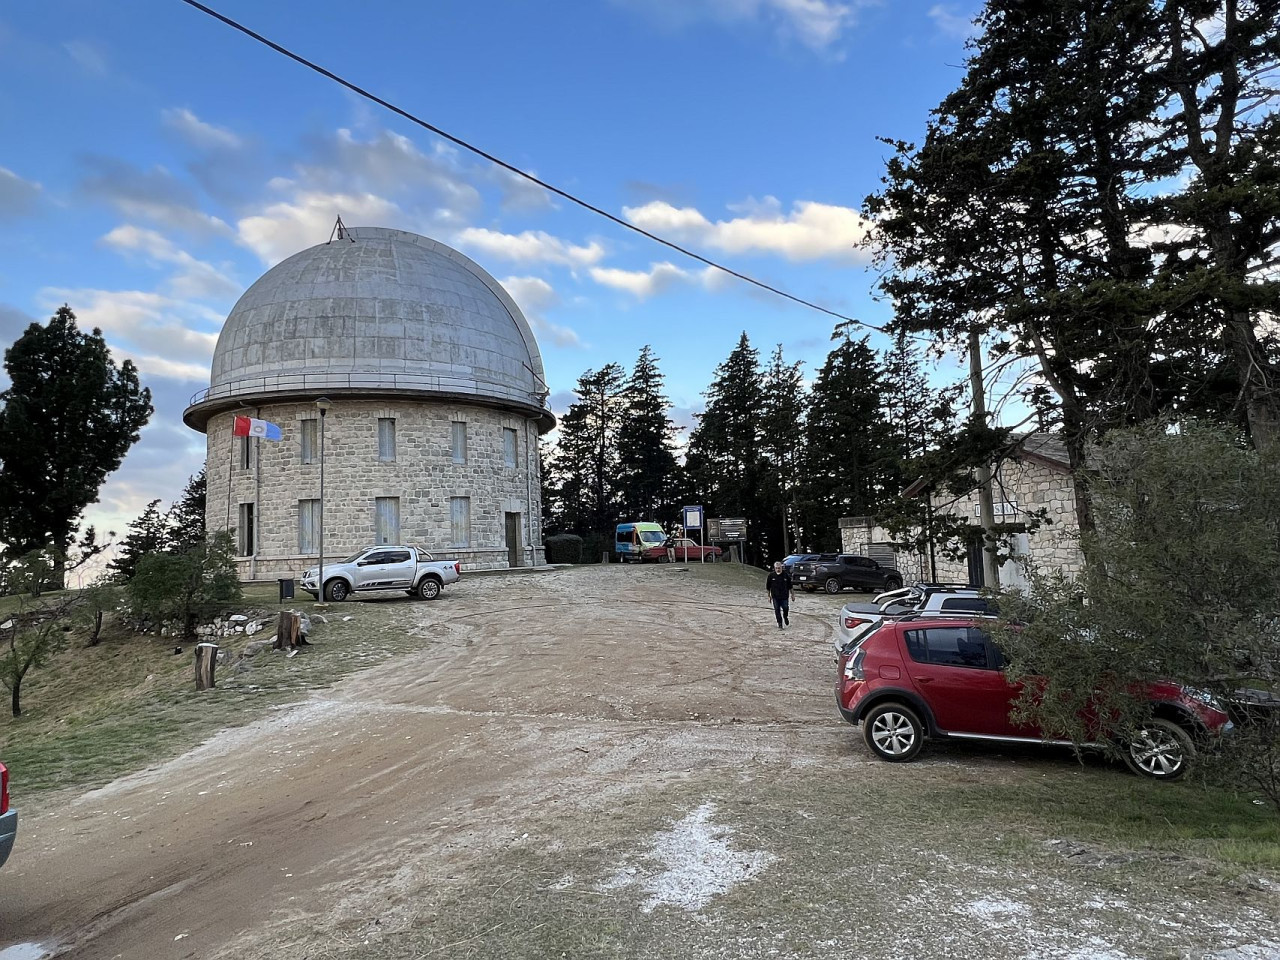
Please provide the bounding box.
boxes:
[791,554,903,594]
[659,537,722,562]
[1,761,15,869]
[300,545,461,602]
[835,615,1232,780]
[616,522,668,563]
[878,583,992,615]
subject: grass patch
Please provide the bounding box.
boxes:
[0,584,432,796]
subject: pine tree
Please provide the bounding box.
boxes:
[685,333,767,561]
[108,499,169,583]
[616,346,681,523]
[758,345,807,558]
[167,469,207,552]
[550,364,628,537]
[798,335,899,551]
[0,306,153,581]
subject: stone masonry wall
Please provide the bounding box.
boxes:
[205,399,544,580]
[838,457,1084,587]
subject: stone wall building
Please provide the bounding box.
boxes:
[183,226,555,580]
[839,434,1084,589]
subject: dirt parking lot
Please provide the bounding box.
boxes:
[2,563,1278,959]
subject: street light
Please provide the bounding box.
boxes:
[315,396,332,607]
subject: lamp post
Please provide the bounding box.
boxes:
[315,397,332,607]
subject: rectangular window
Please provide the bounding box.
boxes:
[378,418,397,462]
[450,496,471,548]
[298,498,321,554]
[300,419,318,464]
[237,502,255,557]
[503,427,518,468]
[375,496,401,544]
[451,420,467,464]
[239,435,251,471]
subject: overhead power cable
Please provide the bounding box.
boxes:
[178,0,893,335]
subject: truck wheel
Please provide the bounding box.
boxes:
[324,579,349,602]
[416,577,442,600]
[824,578,842,594]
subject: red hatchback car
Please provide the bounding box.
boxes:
[836,616,1232,780]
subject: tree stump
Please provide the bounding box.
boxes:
[195,643,218,690]
[274,611,301,651]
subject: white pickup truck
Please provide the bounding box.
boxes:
[300,545,461,602]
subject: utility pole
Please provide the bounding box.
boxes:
[968,330,1001,589]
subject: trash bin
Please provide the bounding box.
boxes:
[278,578,295,601]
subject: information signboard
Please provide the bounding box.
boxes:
[718,517,747,540]
[682,505,703,531]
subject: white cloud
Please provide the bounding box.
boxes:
[101,225,240,300]
[928,4,977,39]
[38,287,220,377]
[613,0,857,51]
[0,167,41,219]
[590,261,697,299]
[500,275,582,347]
[162,108,242,150]
[623,197,873,262]
[456,228,604,267]
[236,190,405,265]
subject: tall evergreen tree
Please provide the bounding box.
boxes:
[616,346,681,523]
[0,306,152,581]
[685,333,767,561]
[550,363,627,537]
[758,345,807,558]
[797,335,900,552]
[865,0,1280,538]
[107,499,169,583]
[167,469,207,552]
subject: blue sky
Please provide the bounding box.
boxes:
[0,0,982,541]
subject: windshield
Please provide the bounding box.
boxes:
[640,531,666,543]
[342,551,365,563]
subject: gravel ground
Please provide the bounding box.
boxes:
[1,563,1277,960]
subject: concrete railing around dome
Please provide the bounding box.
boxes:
[187,371,547,409]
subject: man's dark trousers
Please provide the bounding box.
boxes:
[773,595,789,627]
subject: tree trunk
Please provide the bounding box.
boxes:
[11,677,20,717]
[87,608,104,647]
[194,643,218,690]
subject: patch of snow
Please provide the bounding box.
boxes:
[1210,942,1280,960]
[632,802,775,914]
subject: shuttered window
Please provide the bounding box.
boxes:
[298,499,320,554]
[300,419,318,464]
[375,497,400,545]
[503,427,518,468]
[378,418,396,462]
[450,496,471,548]
[451,421,467,464]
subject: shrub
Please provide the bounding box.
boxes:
[544,534,583,564]
[126,531,242,641]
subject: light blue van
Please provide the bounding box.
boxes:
[615,522,667,563]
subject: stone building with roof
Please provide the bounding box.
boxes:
[840,433,1084,589]
[183,226,556,580]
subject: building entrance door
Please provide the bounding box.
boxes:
[505,513,522,567]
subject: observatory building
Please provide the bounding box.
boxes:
[183,226,556,580]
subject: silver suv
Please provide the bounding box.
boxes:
[834,583,992,656]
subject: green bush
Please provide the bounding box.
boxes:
[544,534,583,564]
[126,531,242,641]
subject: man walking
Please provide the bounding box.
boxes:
[765,561,794,629]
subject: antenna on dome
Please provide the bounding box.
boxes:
[328,215,355,244]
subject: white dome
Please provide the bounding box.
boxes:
[185,227,553,431]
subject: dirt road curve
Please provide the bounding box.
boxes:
[2,565,1278,960]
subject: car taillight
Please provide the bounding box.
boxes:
[1,762,9,815]
[454,562,461,575]
[843,648,866,682]
[843,615,869,631]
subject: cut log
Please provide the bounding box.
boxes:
[195,643,218,690]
